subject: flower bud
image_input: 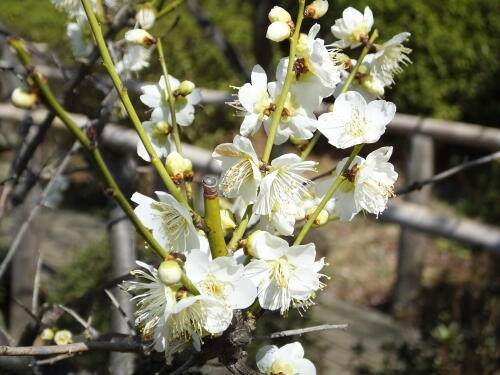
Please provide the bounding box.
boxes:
[157,260,182,285]
[268,6,292,23]
[361,75,385,98]
[54,330,73,345]
[290,136,308,146]
[125,29,156,46]
[306,206,329,227]
[266,21,292,42]
[166,152,187,176]
[220,209,236,235]
[245,230,265,257]
[136,6,156,30]
[304,0,329,19]
[11,88,37,109]
[40,328,55,341]
[178,80,195,96]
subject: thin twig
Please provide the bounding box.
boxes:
[0,325,15,346]
[31,254,43,315]
[395,150,500,195]
[255,324,348,340]
[0,339,147,356]
[0,143,79,280]
[104,290,135,334]
[168,355,197,375]
[57,305,100,338]
[35,352,76,366]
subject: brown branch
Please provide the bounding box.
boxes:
[395,150,500,195]
[5,5,133,207]
[255,323,348,340]
[0,338,147,356]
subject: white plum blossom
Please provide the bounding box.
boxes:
[370,32,412,87]
[268,6,292,23]
[317,91,396,149]
[140,75,201,126]
[328,146,398,221]
[234,65,272,137]
[305,0,329,20]
[136,120,173,161]
[123,261,232,363]
[212,135,261,204]
[66,21,93,59]
[136,6,156,30]
[254,154,316,224]
[244,231,325,314]
[257,342,316,375]
[267,21,292,42]
[116,45,152,75]
[331,6,374,49]
[263,81,318,145]
[131,191,201,253]
[185,250,257,311]
[124,29,155,46]
[277,24,341,109]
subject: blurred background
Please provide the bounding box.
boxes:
[0,0,499,374]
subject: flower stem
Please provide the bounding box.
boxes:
[293,144,364,245]
[261,0,306,163]
[155,0,185,20]
[8,37,169,259]
[202,177,227,258]
[156,38,182,154]
[227,204,252,252]
[300,29,379,161]
[80,0,188,208]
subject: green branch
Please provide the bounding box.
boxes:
[293,144,364,245]
[300,29,379,160]
[261,0,306,163]
[8,37,169,260]
[80,0,188,208]
[202,177,227,258]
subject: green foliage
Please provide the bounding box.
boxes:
[0,0,68,56]
[50,237,111,303]
[312,0,500,124]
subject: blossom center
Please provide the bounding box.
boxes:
[169,300,206,341]
[345,109,366,137]
[270,258,294,288]
[255,91,272,118]
[152,203,189,246]
[198,276,229,300]
[221,159,255,196]
[269,359,294,375]
[348,25,368,45]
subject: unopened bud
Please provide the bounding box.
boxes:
[125,29,156,46]
[361,75,385,98]
[11,87,37,109]
[158,260,182,285]
[304,0,329,19]
[268,6,292,23]
[54,330,73,345]
[290,136,308,146]
[245,230,265,257]
[165,151,193,176]
[136,6,156,30]
[220,209,236,235]
[41,328,55,341]
[178,80,195,96]
[306,206,329,227]
[266,21,292,42]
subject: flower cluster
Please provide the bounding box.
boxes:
[107,1,411,371]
